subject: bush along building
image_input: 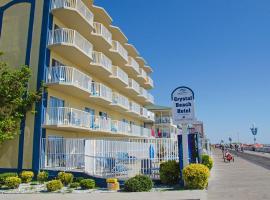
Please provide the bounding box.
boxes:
[0,0,156,173]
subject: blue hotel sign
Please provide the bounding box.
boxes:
[171,86,195,124]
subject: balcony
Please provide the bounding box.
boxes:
[90,51,112,78]
[43,107,151,137]
[51,0,94,36]
[126,78,140,96]
[155,116,173,125]
[141,127,151,137]
[108,40,128,66]
[146,93,154,104]
[44,107,111,133]
[48,28,93,68]
[90,82,112,105]
[125,56,140,76]
[137,68,147,85]
[127,101,141,117]
[45,66,92,100]
[111,92,129,112]
[141,107,148,119]
[92,22,112,50]
[145,76,154,89]
[138,87,148,100]
[146,111,155,122]
[110,66,129,89]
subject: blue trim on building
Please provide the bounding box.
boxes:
[32,0,52,172]
[0,0,36,171]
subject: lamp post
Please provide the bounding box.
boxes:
[250,124,258,144]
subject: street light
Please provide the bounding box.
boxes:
[250,124,258,144]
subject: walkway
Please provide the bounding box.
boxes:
[207,149,270,200]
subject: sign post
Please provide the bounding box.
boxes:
[171,86,196,184]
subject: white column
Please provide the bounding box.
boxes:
[182,123,189,167]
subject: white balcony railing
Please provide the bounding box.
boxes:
[111,40,128,61]
[111,66,129,85]
[155,116,173,124]
[129,101,141,115]
[141,107,148,118]
[127,56,140,74]
[146,76,154,87]
[93,22,112,45]
[138,68,147,80]
[141,127,151,137]
[44,107,111,132]
[45,107,92,129]
[45,66,92,93]
[44,107,151,137]
[48,28,93,59]
[147,111,155,121]
[51,0,94,27]
[91,82,112,102]
[111,120,129,135]
[147,93,154,103]
[128,79,140,94]
[112,92,129,110]
[91,51,112,73]
[139,87,148,99]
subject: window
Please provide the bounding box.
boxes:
[49,96,64,108]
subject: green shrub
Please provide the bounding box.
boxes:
[20,171,34,183]
[0,173,18,185]
[73,177,84,183]
[160,160,180,185]
[5,177,21,189]
[124,175,153,192]
[201,154,213,170]
[57,172,73,186]
[80,179,95,189]
[46,180,63,192]
[69,182,80,189]
[183,164,210,189]
[37,171,49,183]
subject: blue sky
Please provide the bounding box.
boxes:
[95,0,270,144]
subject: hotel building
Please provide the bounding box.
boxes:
[0,0,155,172]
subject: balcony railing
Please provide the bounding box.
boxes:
[111,66,129,85]
[141,107,148,118]
[44,107,151,137]
[112,92,129,110]
[45,66,92,93]
[91,51,112,73]
[93,22,112,45]
[91,82,112,102]
[155,116,173,124]
[129,101,141,115]
[141,127,151,137]
[44,107,111,132]
[45,107,92,129]
[127,56,140,74]
[48,28,93,59]
[111,120,129,135]
[146,76,154,87]
[128,79,140,94]
[139,87,148,99]
[111,40,128,61]
[51,0,94,27]
[147,93,154,103]
[138,68,147,80]
[147,111,155,121]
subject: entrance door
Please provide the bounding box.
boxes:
[85,107,95,128]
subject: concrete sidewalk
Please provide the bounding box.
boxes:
[207,149,270,200]
[0,190,206,200]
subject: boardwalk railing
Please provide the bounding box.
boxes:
[40,138,179,179]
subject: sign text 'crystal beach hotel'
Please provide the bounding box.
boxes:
[0,0,155,172]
